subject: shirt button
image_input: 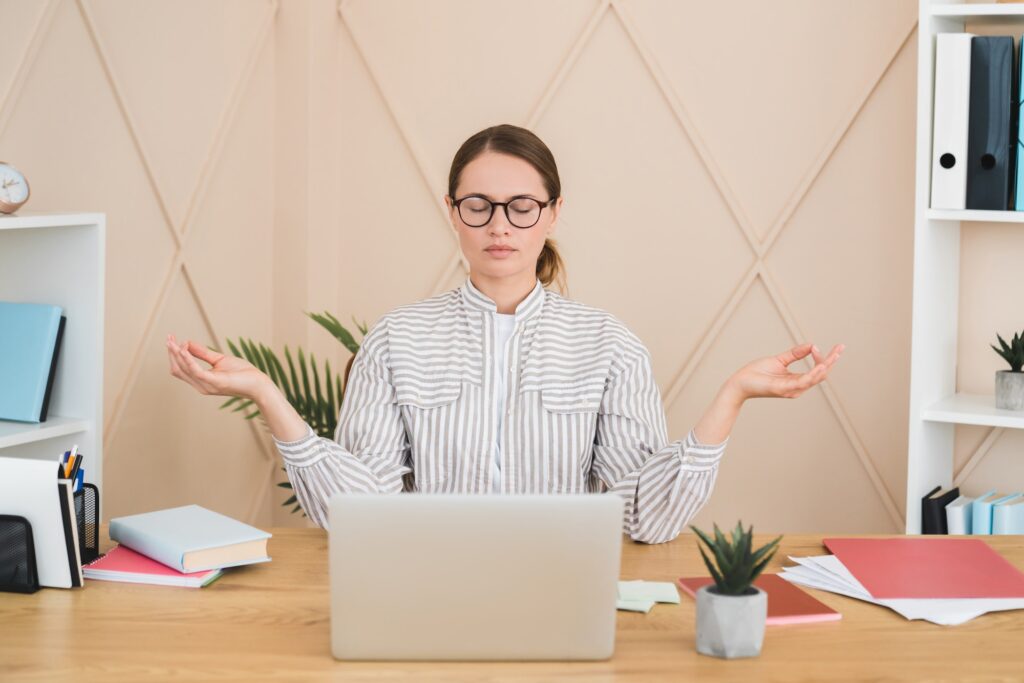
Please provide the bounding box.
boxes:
[683,455,695,464]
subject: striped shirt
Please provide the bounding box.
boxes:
[273,276,728,544]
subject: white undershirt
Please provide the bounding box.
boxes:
[492,312,517,492]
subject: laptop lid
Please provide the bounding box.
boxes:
[328,493,624,661]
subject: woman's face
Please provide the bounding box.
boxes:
[446,151,562,285]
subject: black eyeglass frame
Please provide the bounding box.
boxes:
[449,194,558,229]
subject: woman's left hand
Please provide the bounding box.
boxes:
[729,342,844,401]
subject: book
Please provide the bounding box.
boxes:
[972,491,1017,535]
[931,33,973,209]
[993,494,1024,534]
[921,485,959,534]
[109,504,271,573]
[945,494,974,534]
[0,301,66,422]
[677,574,841,625]
[83,545,222,588]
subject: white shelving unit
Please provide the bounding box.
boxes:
[0,212,104,492]
[908,1,1024,532]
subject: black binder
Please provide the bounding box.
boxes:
[921,485,960,535]
[966,36,1018,209]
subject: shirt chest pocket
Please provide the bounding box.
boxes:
[533,378,605,492]
[394,378,465,489]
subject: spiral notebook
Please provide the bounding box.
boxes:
[83,545,222,588]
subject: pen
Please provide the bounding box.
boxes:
[58,449,70,478]
[65,443,79,479]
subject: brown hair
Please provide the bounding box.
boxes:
[448,124,567,295]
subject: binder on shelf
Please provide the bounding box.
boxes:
[0,302,66,423]
[1016,33,1024,210]
[931,33,973,209]
[921,485,959,534]
[965,36,1017,210]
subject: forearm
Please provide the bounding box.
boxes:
[692,376,746,445]
[255,382,310,442]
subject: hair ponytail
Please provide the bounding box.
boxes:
[537,238,567,295]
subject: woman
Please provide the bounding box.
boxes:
[167,124,843,544]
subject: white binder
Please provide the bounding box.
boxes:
[931,33,973,210]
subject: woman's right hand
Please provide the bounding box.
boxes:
[166,333,272,402]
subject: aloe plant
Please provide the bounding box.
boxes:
[220,312,367,514]
[691,522,781,596]
[992,330,1024,373]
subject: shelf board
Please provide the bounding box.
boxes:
[927,209,1024,223]
[0,415,92,450]
[0,212,103,231]
[930,3,1024,22]
[922,393,1024,429]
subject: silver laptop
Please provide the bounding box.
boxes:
[328,493,624,661]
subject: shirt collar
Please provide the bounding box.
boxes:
[460,276,546,321]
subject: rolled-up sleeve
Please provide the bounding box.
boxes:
[590,341,727,544]
[271,322,411,528]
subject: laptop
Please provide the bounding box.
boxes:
[328,493,624,661]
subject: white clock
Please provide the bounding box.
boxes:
[0,161,30,214]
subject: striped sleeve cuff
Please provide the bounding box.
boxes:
[680,428,728,470]
[272,424,321,467]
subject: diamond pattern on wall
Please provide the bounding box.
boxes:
[535,9,754,390]
[85,0,273,229]
[625,0,918,241]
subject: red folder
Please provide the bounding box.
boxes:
[677,574,841,625]
[823,537,1024,599]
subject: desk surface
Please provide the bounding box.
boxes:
[2,529,1023,682]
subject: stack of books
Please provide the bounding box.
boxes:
[83,505,272,589]
[923,486,1024,535]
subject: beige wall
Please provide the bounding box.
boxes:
[3,0,1017,533]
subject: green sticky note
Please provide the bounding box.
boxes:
[616,598,656,613]
[617,580,681,604]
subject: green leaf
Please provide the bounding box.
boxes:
[697,545,726,591]
[276,482,292,489]
[282,494,297,506]
[307,310,361,354]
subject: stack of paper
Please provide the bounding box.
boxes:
[616,580,680,613]
[780,538,1024,626]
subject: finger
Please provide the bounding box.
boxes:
[176,344,221,394]
[168,345,210,394]
[185,340,224,365]
[776,343,814,367]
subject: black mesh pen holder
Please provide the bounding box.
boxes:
[0,514,40,593]
[73,483,100,565]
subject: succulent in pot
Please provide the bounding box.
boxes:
[991,330,1024,410]
[690,521,781,659]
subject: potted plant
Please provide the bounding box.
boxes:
[992,329,1024,410]
[690,522,781,659]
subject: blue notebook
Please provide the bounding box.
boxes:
[0,302,65,423]
[993,494,1024,534]
[109,505,272,573]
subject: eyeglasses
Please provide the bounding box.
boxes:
[451,194,556,229]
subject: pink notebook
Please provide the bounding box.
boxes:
[677,574,841,625]
[83,545,222,588]
[823,537,1024,599]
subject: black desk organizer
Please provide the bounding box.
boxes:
[0,483,101,594]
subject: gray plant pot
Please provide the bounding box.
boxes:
[995,370,1024,410]
[695,585,767,659]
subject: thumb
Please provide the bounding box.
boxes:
[776,343,813,367]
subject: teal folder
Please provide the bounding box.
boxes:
[109,505,272,573]
[0,302,65,423]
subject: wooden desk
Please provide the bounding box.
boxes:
[2,530,1023,682]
